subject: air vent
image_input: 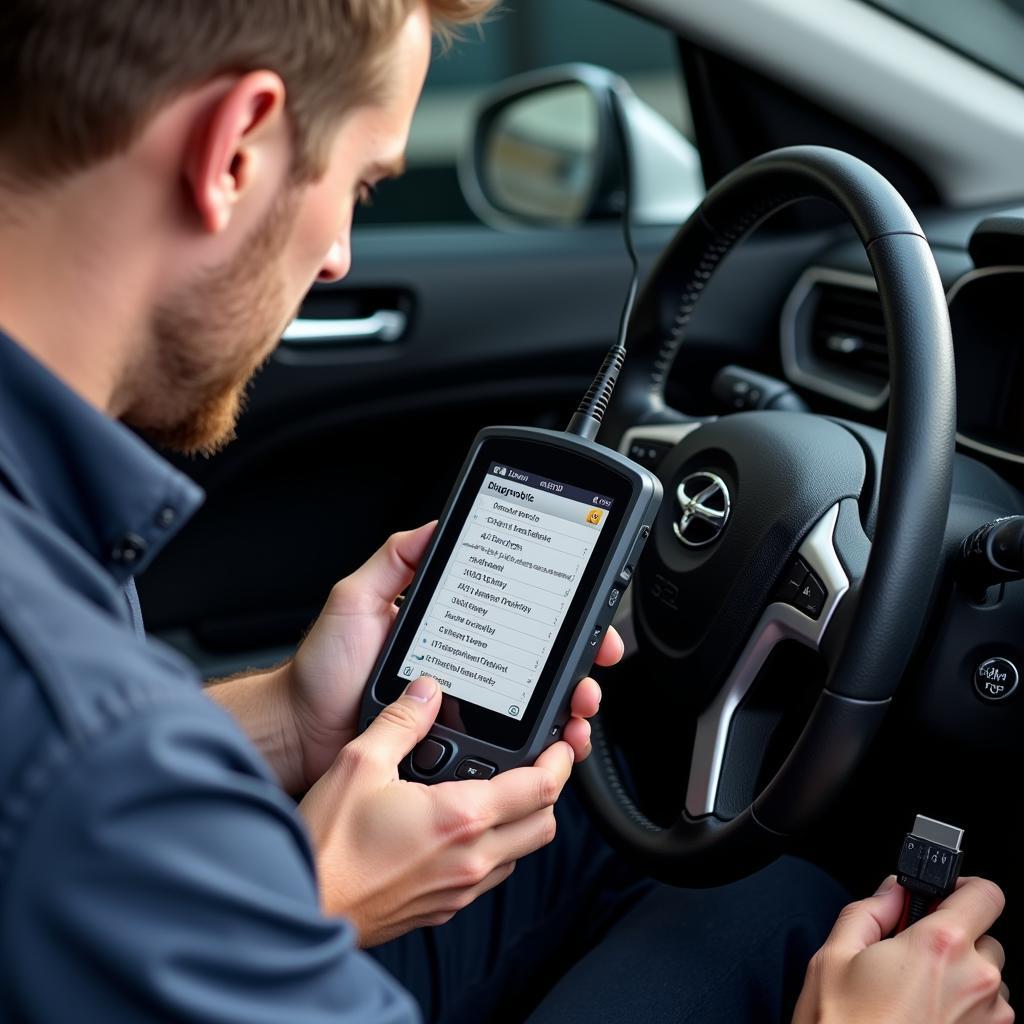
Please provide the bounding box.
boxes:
[781,268,890,411]
[811,284,888,381]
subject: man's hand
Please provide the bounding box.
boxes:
[793,875,1013,1024]
[299,674,574,947]
[285,522,621,789]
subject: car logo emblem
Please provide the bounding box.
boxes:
[673,472,731,548]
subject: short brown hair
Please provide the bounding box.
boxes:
[0,0,495,185]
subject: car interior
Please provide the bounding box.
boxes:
[136,0,1024,995]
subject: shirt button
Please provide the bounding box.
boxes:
[155,506,177,528]
[110,532,148,566]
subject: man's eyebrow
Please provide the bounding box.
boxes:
[367,156,407,181]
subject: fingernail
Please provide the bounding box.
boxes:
[405,676,437,702]
[875,875,898,895]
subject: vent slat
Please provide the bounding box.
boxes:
[811,284,889,382]
[815,314,886,335]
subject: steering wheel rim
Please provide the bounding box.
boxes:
[575,145,957,885]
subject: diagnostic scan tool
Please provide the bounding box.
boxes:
[361,425,660,781]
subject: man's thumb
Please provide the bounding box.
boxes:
[362,676,442,766]
[827,876,905,953]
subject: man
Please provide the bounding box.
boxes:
[0,2,1012,1022]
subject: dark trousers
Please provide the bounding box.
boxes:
[369,788,848,1024]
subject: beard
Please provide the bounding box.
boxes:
[123,190,301,457]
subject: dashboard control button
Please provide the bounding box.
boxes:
[627,440,671,469]
[776,559,809,604]
[974,657,1019,702]
[411,737,451,775]
[455,758,497,780]
[794,572,827,619]
[589,626,603,648]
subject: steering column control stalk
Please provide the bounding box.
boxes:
[960,515,1024,594]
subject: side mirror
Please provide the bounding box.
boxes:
[459,63,704,229]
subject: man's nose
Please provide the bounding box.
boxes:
[318,240,351,283]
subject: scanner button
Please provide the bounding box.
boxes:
[619,527,652,586]
[455,758,497,781]
[607,587,621,609]
[411,737,451,775]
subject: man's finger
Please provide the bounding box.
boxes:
[464,860,517,905]
[976,934,1006,971]
[484,806,558,863]
[407,861,517,923]
[561,716,592,762]
[437,741,573,828]
[929,877,1006,941]
[570,677,601,719]
[531,738,576,776]
[827,877,905,953]
[341,522,437,608]
[594,627,624,667]
[348,675,441,769]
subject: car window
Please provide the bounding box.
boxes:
[356,0,695,226]
[861,0,1024,89]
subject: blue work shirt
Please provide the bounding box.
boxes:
[0,330,418,1022]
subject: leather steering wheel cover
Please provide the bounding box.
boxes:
[577,146,956,883]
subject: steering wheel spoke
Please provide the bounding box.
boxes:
[684,503,852,818]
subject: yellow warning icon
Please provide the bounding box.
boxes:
[586,508,604,525]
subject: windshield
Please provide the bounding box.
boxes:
[863,0,1024,88]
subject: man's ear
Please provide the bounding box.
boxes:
[183,71,288,235]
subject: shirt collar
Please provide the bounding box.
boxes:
[0,330,204,583]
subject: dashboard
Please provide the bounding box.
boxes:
[780,212,1024,467]
[659,204,1024,479]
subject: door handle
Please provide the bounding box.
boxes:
[281,309,407,346]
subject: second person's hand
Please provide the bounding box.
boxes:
[793,874,1013,1024]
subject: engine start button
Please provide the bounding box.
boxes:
[973,657,1019,702]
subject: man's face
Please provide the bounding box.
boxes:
[132,4,432,455]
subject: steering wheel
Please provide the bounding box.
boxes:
[574,146,957,885]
